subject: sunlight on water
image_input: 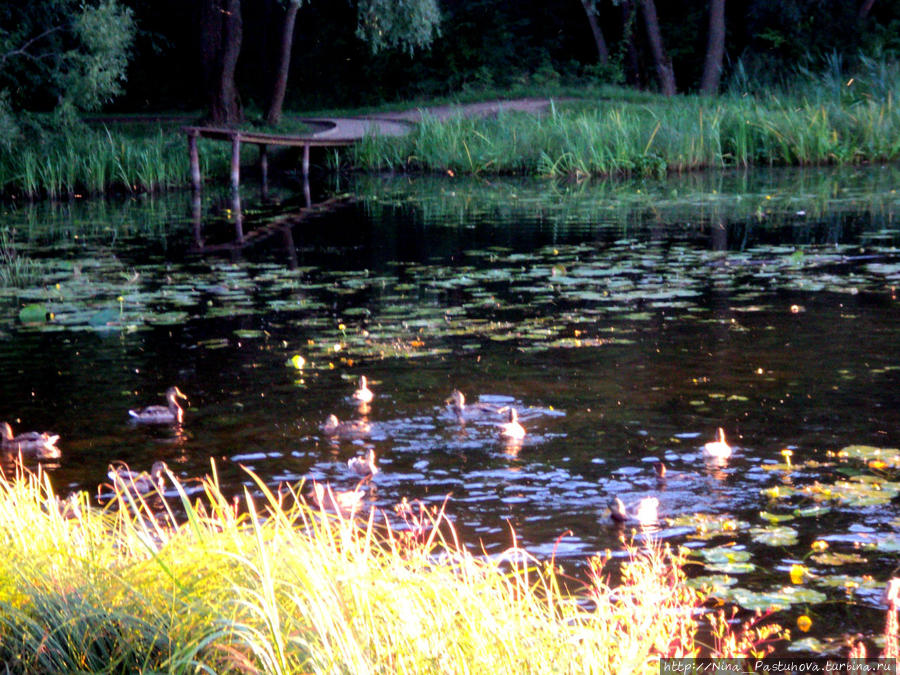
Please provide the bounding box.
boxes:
[1,167,899,650]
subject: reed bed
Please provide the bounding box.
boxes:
[0,463,784,673]
[0,128,230,200]
[350,93,900,178]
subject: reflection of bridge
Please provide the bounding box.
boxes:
[184,99,559,261]
[189,190,356,265]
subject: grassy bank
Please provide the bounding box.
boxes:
[0,464,785,673]
[0,125,230,200]
[349,93,900,177]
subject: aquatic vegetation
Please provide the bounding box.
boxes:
[0,229,43,288]
[0,465,784,672]
[0,126,231,199]
[350,92,900,177]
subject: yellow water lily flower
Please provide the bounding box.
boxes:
[790,564,807,584]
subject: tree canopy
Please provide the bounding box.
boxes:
[0,0,135,118]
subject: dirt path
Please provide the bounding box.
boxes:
[300,98,560,142]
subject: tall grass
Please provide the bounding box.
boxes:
[351,56,900,178]
[350,92,900,178]
[0,127,230,200]
[0,463,785,673]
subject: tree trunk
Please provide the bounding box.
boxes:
[266,0,300,126]
[209,0,243,126]
[639,0,676,96]
[858,0,876,19]
[699,0,726,94]
[579,0,609,64]
[620,1,641,87]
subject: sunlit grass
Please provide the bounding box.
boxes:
[0,462,785,673]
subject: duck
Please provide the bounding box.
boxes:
[499,407,526,440]
[320,414,371,440]
[653,461,667,480]
[609,496,659,526]
[1,422,60,455]
[129,386,188,424]
[352,376,374,404]
[310,481,364,516]
[445,390,499,419]
[702,427,732,460]
[108,460,168,493]
[347,448,379,477]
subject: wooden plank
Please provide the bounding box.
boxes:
[182,126,355,148]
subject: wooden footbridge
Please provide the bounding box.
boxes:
[182,99,559,191]
[183,117,411,191]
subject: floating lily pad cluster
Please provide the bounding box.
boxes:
[3,235,899,370]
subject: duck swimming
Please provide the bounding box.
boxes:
[499,407,526,440]
[445,390,499,419]
[352,376,374,404]
[320,414,371,440]
[108,460,168,493]
[702,427,732,460]
[1,422,60,455]
[347,448,379,477]
[310,481,364,516]
[129,387,187,424]
[609,496,659,526]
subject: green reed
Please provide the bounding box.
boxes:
[0,463,786,673]
[350,88,900,178]
[0,126,230,199]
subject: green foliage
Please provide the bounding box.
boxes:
[355,0,441,55]
[0,0,135,118]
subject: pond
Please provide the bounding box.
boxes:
[1,166,899,655]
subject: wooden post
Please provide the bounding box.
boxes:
[188,131,201,191]
[230,134,241,191]
[259,144,268,186]
[302,143,310,179]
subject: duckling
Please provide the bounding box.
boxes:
[499,407,526,440]
[347,448,379,477]
[108,460,168,493]
[609,496,659,526]
[1,422,60,455]
[702,427,732,460]
[310,481,364,516]
[352,376,374,404]
[128,386,187,424]
[320,414,371,440]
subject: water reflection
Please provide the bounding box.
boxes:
[1,168,899,648]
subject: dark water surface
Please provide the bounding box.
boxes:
[1,168,899,653]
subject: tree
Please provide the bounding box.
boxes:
[264,0,440,125]
[266,1,302,125]
[639,0,676,95]
[0,0,135,119]
[579,0,610,65]
[201,0,244,126]
[201,0,441,127]
[700,0,726,94]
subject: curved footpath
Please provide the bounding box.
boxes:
[298,97,560,142]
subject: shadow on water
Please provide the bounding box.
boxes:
[1,165,900,652]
